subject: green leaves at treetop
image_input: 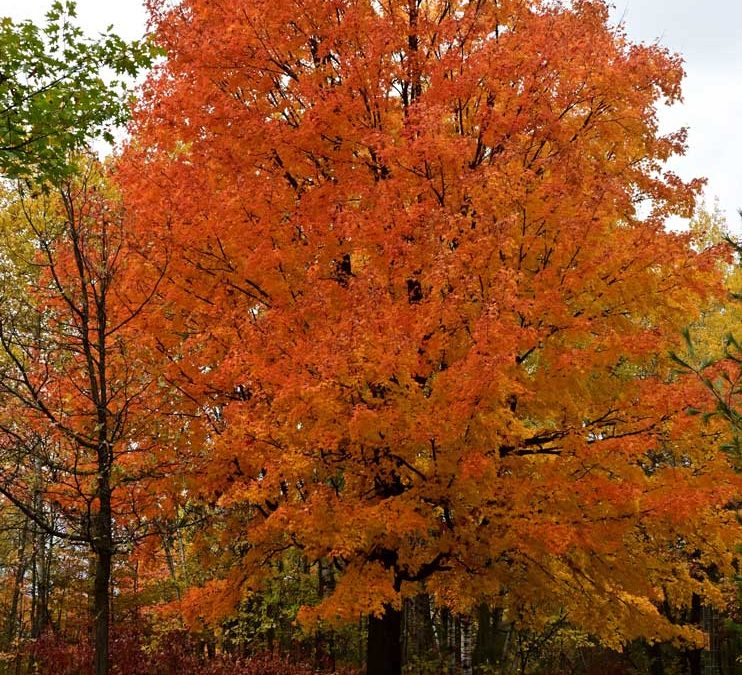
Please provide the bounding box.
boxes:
[0,0,155,182]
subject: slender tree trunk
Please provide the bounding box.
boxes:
[30,462,53,638]
[315,558,336,670]
[43,528,54,626]
[93,475,113,675]
[93,547,112,675]
[413,594,435,661]
[177,522,188,581]
[4,518,28,649]
[32,521,52,637]
[163,534,181,601]
[367,605,402,675]
[460,615,473,675]
[132,560,140,621]
[402,598,411,667]
[359,614,365,671]
[403,594,435,668]
[501,621,512,672]
[474,604,499,667]
[447,611,456,675]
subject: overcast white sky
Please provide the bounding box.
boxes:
[1,0,740,231]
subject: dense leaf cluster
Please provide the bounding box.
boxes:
[0,1,153,181]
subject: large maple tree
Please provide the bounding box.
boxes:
[120,1,739,672]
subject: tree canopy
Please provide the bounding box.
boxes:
[0,1,737,674]
[117,1,741,672]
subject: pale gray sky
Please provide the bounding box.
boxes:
[2,0,739,231]
[614,1,742,232]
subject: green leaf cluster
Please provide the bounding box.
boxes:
[0,0,155,182]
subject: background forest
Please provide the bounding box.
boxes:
[0,1,739,674]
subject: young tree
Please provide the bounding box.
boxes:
[0,159,174,675]
[120,1,740,672]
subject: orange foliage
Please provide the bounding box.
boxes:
[119,0,739,647]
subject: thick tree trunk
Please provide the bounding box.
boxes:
[367,604,402,675]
